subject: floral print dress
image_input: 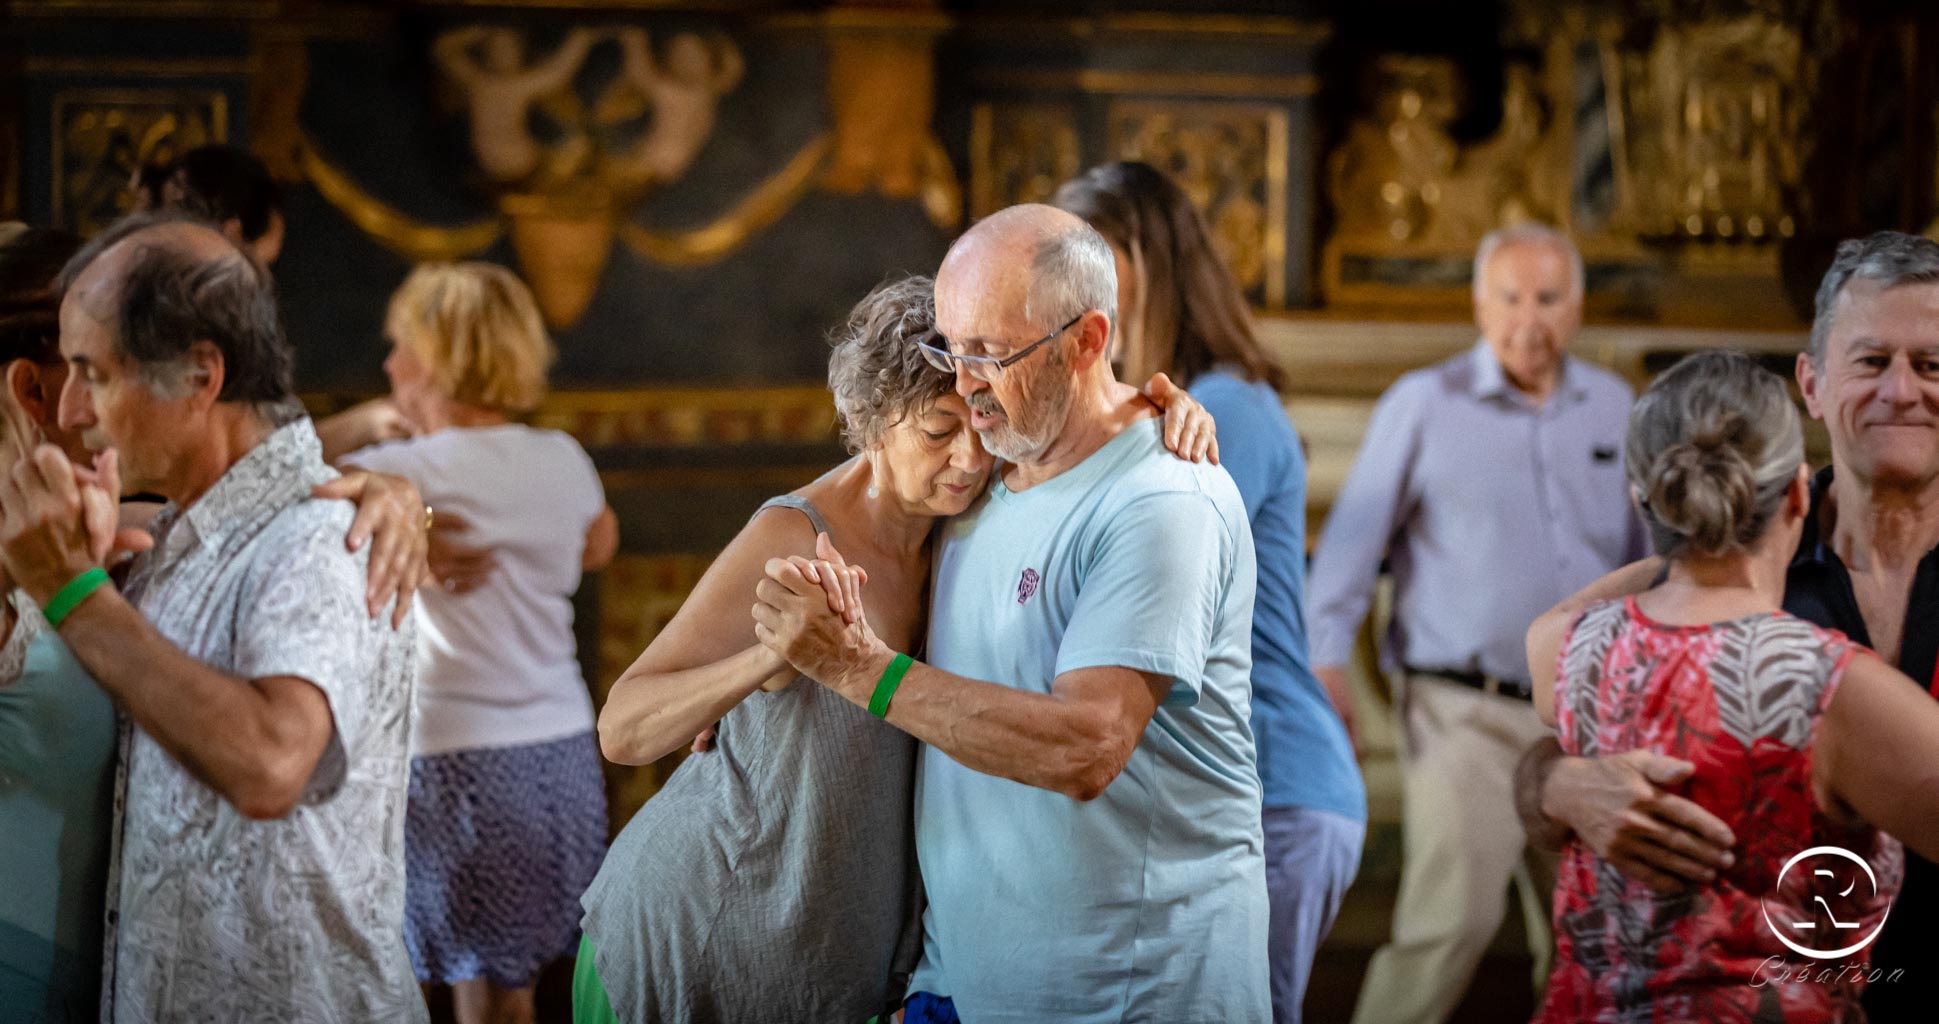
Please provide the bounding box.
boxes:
[1537,597,1903,1024]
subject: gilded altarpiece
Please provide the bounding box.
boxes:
[968,102,1081,218]
[1107,100,1290,308]
[964,13,1326,309]
[1316,2,1916,326]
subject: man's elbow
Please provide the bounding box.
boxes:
[227,753,314,820]
[1060,763,1120,802]
[1052,713,1135,801]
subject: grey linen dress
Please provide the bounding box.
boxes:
[580,497,922,1022]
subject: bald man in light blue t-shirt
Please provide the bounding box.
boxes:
[754,205,1270,1024]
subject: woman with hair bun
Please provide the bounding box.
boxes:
[1526,350,1939,1021]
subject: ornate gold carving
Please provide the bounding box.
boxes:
[247,35,308,183]
[301,127,840,280]
[1601,16,1802,242]
[608,28,745,191]
[498,193,616,328]
[1321,56,1570,305]
[51,88,227,235]
[295,18,958,328]
[418,24,751,327]
[1459,63,1567,232]
[970,102,1081,219]
[1329,58,1459,249]
[617,135,833,266]
[433,26,743,195]
[298,136,504,262]
[1329,57,1563,253]
[1107,101,1290,307]
[821,6,961,229]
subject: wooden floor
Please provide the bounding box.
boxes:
[1303,839,1542,1024]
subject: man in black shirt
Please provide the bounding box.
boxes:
[1520,230,1939,1020]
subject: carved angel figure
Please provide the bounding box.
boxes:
[599,28,745,192]
[435,26,599,185]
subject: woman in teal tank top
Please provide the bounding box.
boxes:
[0,591,116,1023]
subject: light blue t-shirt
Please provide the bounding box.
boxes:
[911,417,1271,1024]
[1190,368,1365,819]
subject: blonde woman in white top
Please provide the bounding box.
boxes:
[326,262,617,1024]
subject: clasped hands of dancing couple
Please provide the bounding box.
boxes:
[751,531,889,707]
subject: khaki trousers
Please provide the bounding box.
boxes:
[1349,675,1557,1024]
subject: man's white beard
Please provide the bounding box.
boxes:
[973,382,1069,463]
[975,421,1041,462]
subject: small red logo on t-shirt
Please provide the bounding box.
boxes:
[1017,568,1040,605]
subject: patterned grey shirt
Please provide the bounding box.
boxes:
[101,417,424,1023]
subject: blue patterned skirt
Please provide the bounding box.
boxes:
[404,730,609,988]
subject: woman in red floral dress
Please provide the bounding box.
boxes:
[1527,351,1939,1023]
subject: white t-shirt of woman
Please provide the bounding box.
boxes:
[344,423,604,756]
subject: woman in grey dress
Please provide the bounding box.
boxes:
[579,275,1217,1023]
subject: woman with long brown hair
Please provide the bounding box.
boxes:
[1055,161,1364,1024]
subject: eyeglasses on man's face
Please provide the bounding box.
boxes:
[917,312,1085,382]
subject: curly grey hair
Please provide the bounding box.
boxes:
[827,274,954,453]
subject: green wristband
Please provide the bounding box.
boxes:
[43,567,110,628]
[868,652,913,719]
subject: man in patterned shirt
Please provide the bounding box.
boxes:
[0,212,423,1022]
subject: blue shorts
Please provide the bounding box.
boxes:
[902,992,960,1024]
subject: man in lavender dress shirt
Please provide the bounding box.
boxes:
[1309,223,1649,1024]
